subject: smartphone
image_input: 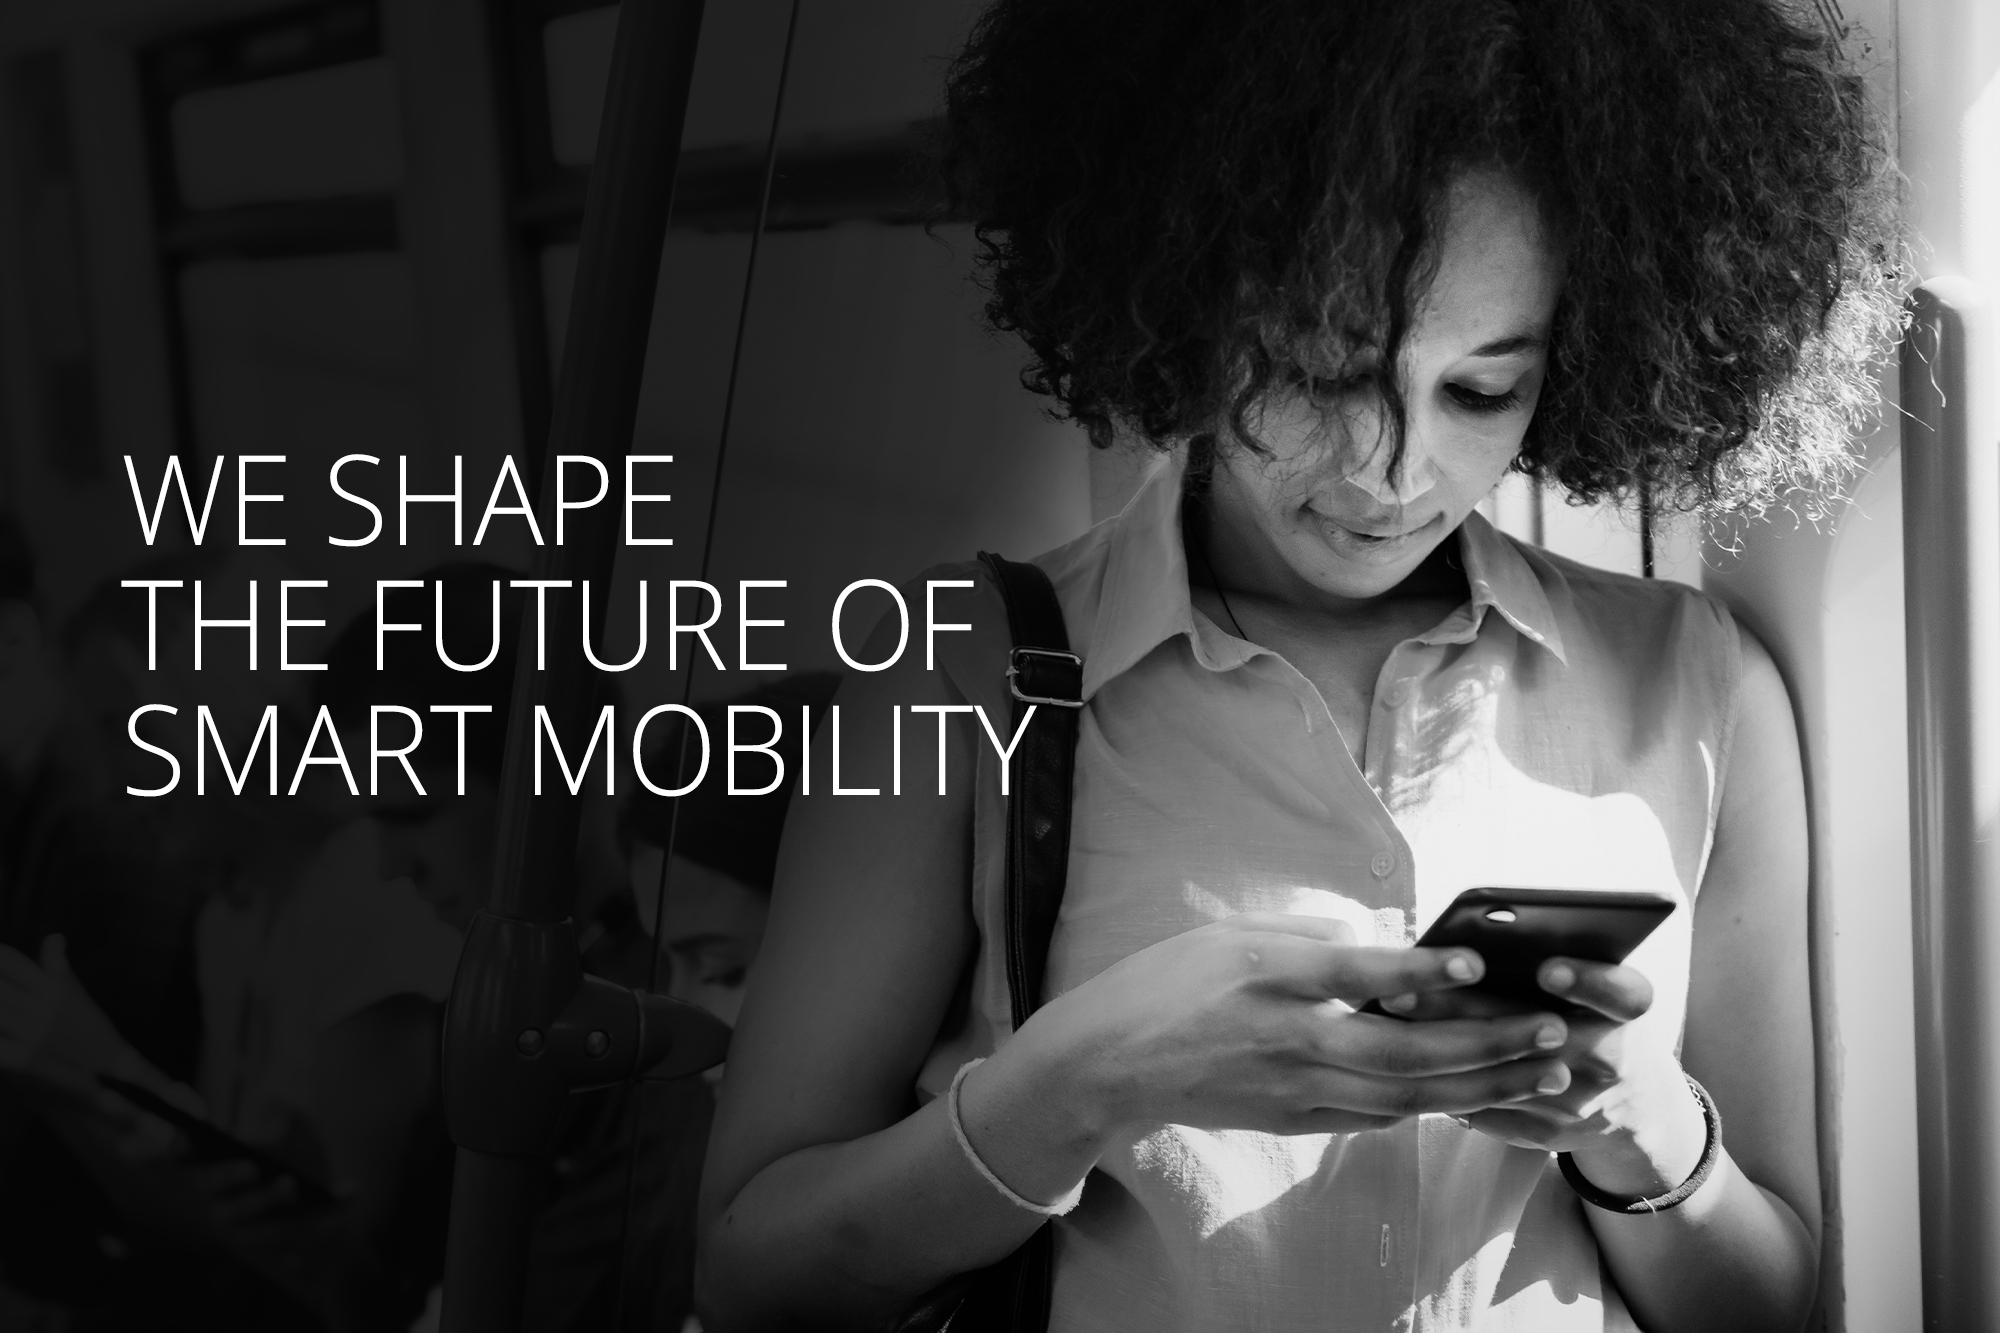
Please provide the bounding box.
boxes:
[1365,887,1676,1014]
[97,1073,338,1210]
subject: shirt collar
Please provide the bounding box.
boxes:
[1063,451,1567,700]
[1445,508,1568,665]
[1071,451,1209,699]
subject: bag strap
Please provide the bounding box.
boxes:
[977,551,1084,1030]
[937,552,1082,1333]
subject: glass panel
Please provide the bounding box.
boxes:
[543,0,796,165]
[780,0,983,135]
[539,241,577,371]
[7,49,99,476]
[171,57,403,208]
[1540,493,1645,579]
[542,6,616,167]
[178,253,437,581]
[693,222,1090,682]
[1478,472,1543,545]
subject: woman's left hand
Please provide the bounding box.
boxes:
[1389,957,1710,1197]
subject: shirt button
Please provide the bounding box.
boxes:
[1382,682,1409,707]
[1371,851,1396,878]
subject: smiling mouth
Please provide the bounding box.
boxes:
[1318,512,1439,542]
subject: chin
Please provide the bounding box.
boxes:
[1295,516,1448,593]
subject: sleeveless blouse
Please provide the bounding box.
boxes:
[920,453,1742,1332]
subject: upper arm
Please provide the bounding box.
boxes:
[697,623,982,1235]
[1682,622,1820,1244]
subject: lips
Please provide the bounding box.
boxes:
[1312,510,1438,541]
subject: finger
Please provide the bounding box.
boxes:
[1459,1105,1567,1148]
[1323,1010,1568,1077]
[0,947,41,984]
[1540,958,1652,1023]
[1308,1056,1572,1119]
[1231,912,1359,947]
[189,1159,263,1196]
[1379,989,1546,1022]
[37,935,69,976]
[213,1180,296,1225]
[1286,1107,1407,1135]
[233,1176,301,1216]
[1311,944,1491,1004]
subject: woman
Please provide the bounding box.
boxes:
[696,2,1904,1329]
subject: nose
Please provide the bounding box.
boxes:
[1344,427,1440,507]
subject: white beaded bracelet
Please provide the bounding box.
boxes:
[947,1058,1086,1218]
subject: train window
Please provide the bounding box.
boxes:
[176,251,425,485]
[4,49,99,479]
[1484,482,1707,586]
[137,0,413,484]
[541,5,615,168]
[171,57,402,209]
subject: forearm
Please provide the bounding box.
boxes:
[1588,1150,1817,1333]
[699,1044,1107,1331]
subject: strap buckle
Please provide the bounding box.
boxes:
[1007,647,1085,708]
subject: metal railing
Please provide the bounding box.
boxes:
[435,1,727,1329]
[1899,277,2000,1331]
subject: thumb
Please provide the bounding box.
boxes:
[38,934,70,977]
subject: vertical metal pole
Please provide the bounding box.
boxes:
[438,1,707,1329]
[1900,277,2000,1332]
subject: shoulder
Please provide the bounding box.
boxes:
[898,532,1113,719]
[1716,619,1799,800]
[1521,541,1741,680]
[1530,540,1732,627]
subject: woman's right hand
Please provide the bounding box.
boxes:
[960,912,1573,1194]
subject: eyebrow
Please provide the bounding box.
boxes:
[1467,333,1547,357]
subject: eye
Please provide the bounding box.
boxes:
[1444,383,1523,415]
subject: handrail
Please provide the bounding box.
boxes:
[436,1,713,1329]
[1899,277,2000,1331]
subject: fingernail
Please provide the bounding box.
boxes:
[1535,1023,1565,1049]
[1445,954,1476,982]
[1536,1069,1569,1095]
[1544,963,1575,993]
[1383,992,1418,1013]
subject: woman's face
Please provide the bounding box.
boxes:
[629,842,769,1031]
[373,770,500,932]
[1208,170,1565,604]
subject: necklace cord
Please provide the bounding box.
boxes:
[1186,498,1251,642]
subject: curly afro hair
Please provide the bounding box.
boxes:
[942,0,1906,515]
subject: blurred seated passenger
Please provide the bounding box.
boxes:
[0,530,226,1328]
[0,561,509,1330]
